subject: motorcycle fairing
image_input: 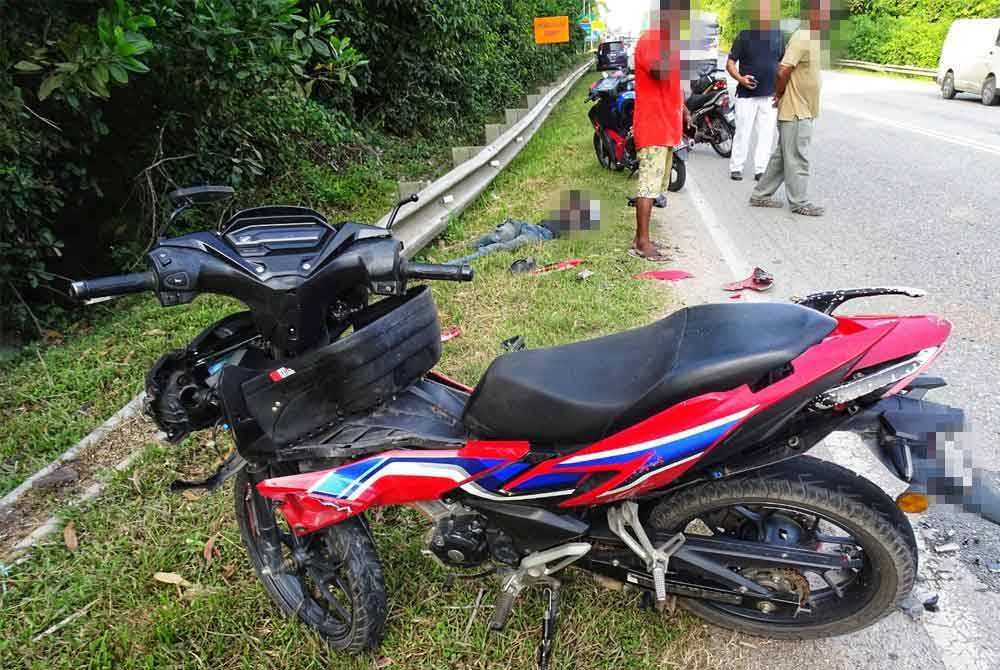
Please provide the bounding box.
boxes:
[258,312,950,535]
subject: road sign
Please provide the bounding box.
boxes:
[579,16,592,36]
[534,16,570,44]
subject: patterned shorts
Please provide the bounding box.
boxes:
[636,145,674,199]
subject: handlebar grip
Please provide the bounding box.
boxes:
[404,262,474,283]
[70,271,157,300]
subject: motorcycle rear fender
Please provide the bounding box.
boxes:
[849,383,965,486]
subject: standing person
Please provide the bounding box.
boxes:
[726,0,783,181]
[750,0,830,216]
[631,4,692,261]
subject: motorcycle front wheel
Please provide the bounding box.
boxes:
[710,114,734,158]
[234,467,388,652]
[647,456,917,639]
[668,157,686,192]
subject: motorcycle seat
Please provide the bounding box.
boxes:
[461,303,836,445]
[685,91,715,111]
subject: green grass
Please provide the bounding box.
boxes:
[0,73,695,669]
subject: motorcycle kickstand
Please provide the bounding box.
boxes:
[536,584,561,670]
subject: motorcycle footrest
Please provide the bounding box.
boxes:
[489,589,517,631]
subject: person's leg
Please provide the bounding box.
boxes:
[750,120,787,203]
[729,96,755,176]
[783,119,817,212]
[633,145,671,259]
[752,98,778,176]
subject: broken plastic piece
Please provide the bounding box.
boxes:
[723,267,774,292]
[501,335,526,352]
[577,270,594,280]
[509,257,538,274]
[440,326,462,342]
[922,594,940,612]
[531,259,584,275]
[635,270,694,282]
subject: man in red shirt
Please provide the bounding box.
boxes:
[632,5,690,261]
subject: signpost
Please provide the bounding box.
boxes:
[533,16,570,44]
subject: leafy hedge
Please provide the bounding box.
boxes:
[1,0,583,343]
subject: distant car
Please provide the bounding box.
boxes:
[597,41,628,71]
[936,18,1000,105]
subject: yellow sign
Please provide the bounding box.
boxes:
[591,19,606,32]
[534,16,570,44]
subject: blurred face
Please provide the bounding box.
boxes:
[805,0,832,30]
[755,0,778,27]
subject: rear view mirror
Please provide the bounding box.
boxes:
[167,185,235,206]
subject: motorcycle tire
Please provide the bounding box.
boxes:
[646,455,917,640]
[667,156,686,192]
[593,131,613,170]
[234,467,388,652]
[710,114,734,158]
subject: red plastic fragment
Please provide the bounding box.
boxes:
[729,293,742,299]
[531,259,585,275]
[723,267,774,292]
[440,326,462,342]
[634,270,694,282]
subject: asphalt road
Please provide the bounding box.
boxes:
[661,69,1000,669]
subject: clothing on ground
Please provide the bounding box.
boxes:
[449,217,555,264]
[633,28,684,149]
[730,96,778,174]
[728,29,783,98]
[752,118,814,209]
[636,146,674,199]
[778,28,822,121]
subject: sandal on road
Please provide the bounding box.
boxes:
[628,247,671,262]
[749,196,784,208]
[791,204,825,217]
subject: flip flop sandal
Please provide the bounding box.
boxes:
[628,248,671,262]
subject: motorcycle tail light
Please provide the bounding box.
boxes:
[713,80,726,90]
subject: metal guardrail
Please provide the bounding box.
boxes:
[835,59,936,78]
[381,59,593,257]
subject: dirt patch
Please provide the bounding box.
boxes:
[0,415,161,557]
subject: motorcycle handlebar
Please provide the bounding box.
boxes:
[403,261,474,283]
[70,271,157,300]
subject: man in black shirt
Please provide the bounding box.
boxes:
[726,1,783,181]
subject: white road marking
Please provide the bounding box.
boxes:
[824,103,1000,158]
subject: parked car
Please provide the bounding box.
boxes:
[936,18,1000,105]
[596,40,628,71]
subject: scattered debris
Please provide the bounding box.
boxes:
[729,293,742,300]
[723,267,774,293]
[501,335,526,352]
[576,270,594,280]
[986,559,1000,573]
[63,522,78,553]
[934,542,960,554]
[923,594,940,612]
[31,599,98,642]
[898,594,924,621]
[33,466,80,490]
[635,270,694,282]
[440,326,462,343]
[509,257,538,274]
[532,259,584,275]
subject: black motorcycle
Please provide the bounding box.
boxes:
[586,73,687,192]
[685,66,736,158]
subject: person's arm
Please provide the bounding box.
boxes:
[773,64,793,107]
[726,33,752,88]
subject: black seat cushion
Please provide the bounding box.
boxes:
[462,303,836,444]
[685,91,714,111]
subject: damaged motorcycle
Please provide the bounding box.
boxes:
[71,186,967,668]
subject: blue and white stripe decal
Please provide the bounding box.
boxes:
[556,406,757,469]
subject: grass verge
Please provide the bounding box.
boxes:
[0,73,696,669]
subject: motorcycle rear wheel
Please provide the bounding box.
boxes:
[234,468,388,652]
[593,131,613,170]
[647,456,916,639]
[709,114,734,158]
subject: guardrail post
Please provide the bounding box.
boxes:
[484,123,506,144]
[505,108,529,125]
[451,146,484,167]
[398,180,431,200]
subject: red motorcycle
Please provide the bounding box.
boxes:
[72,188,965,669]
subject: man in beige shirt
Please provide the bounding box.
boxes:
[749,0,830,216]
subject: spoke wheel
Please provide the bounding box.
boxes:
[234,468,387,652]
[710,115,734,157]
[647,456,916,639]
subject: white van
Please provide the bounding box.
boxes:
[936,18,1000,105]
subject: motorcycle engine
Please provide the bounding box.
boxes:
[428,513,490,567]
